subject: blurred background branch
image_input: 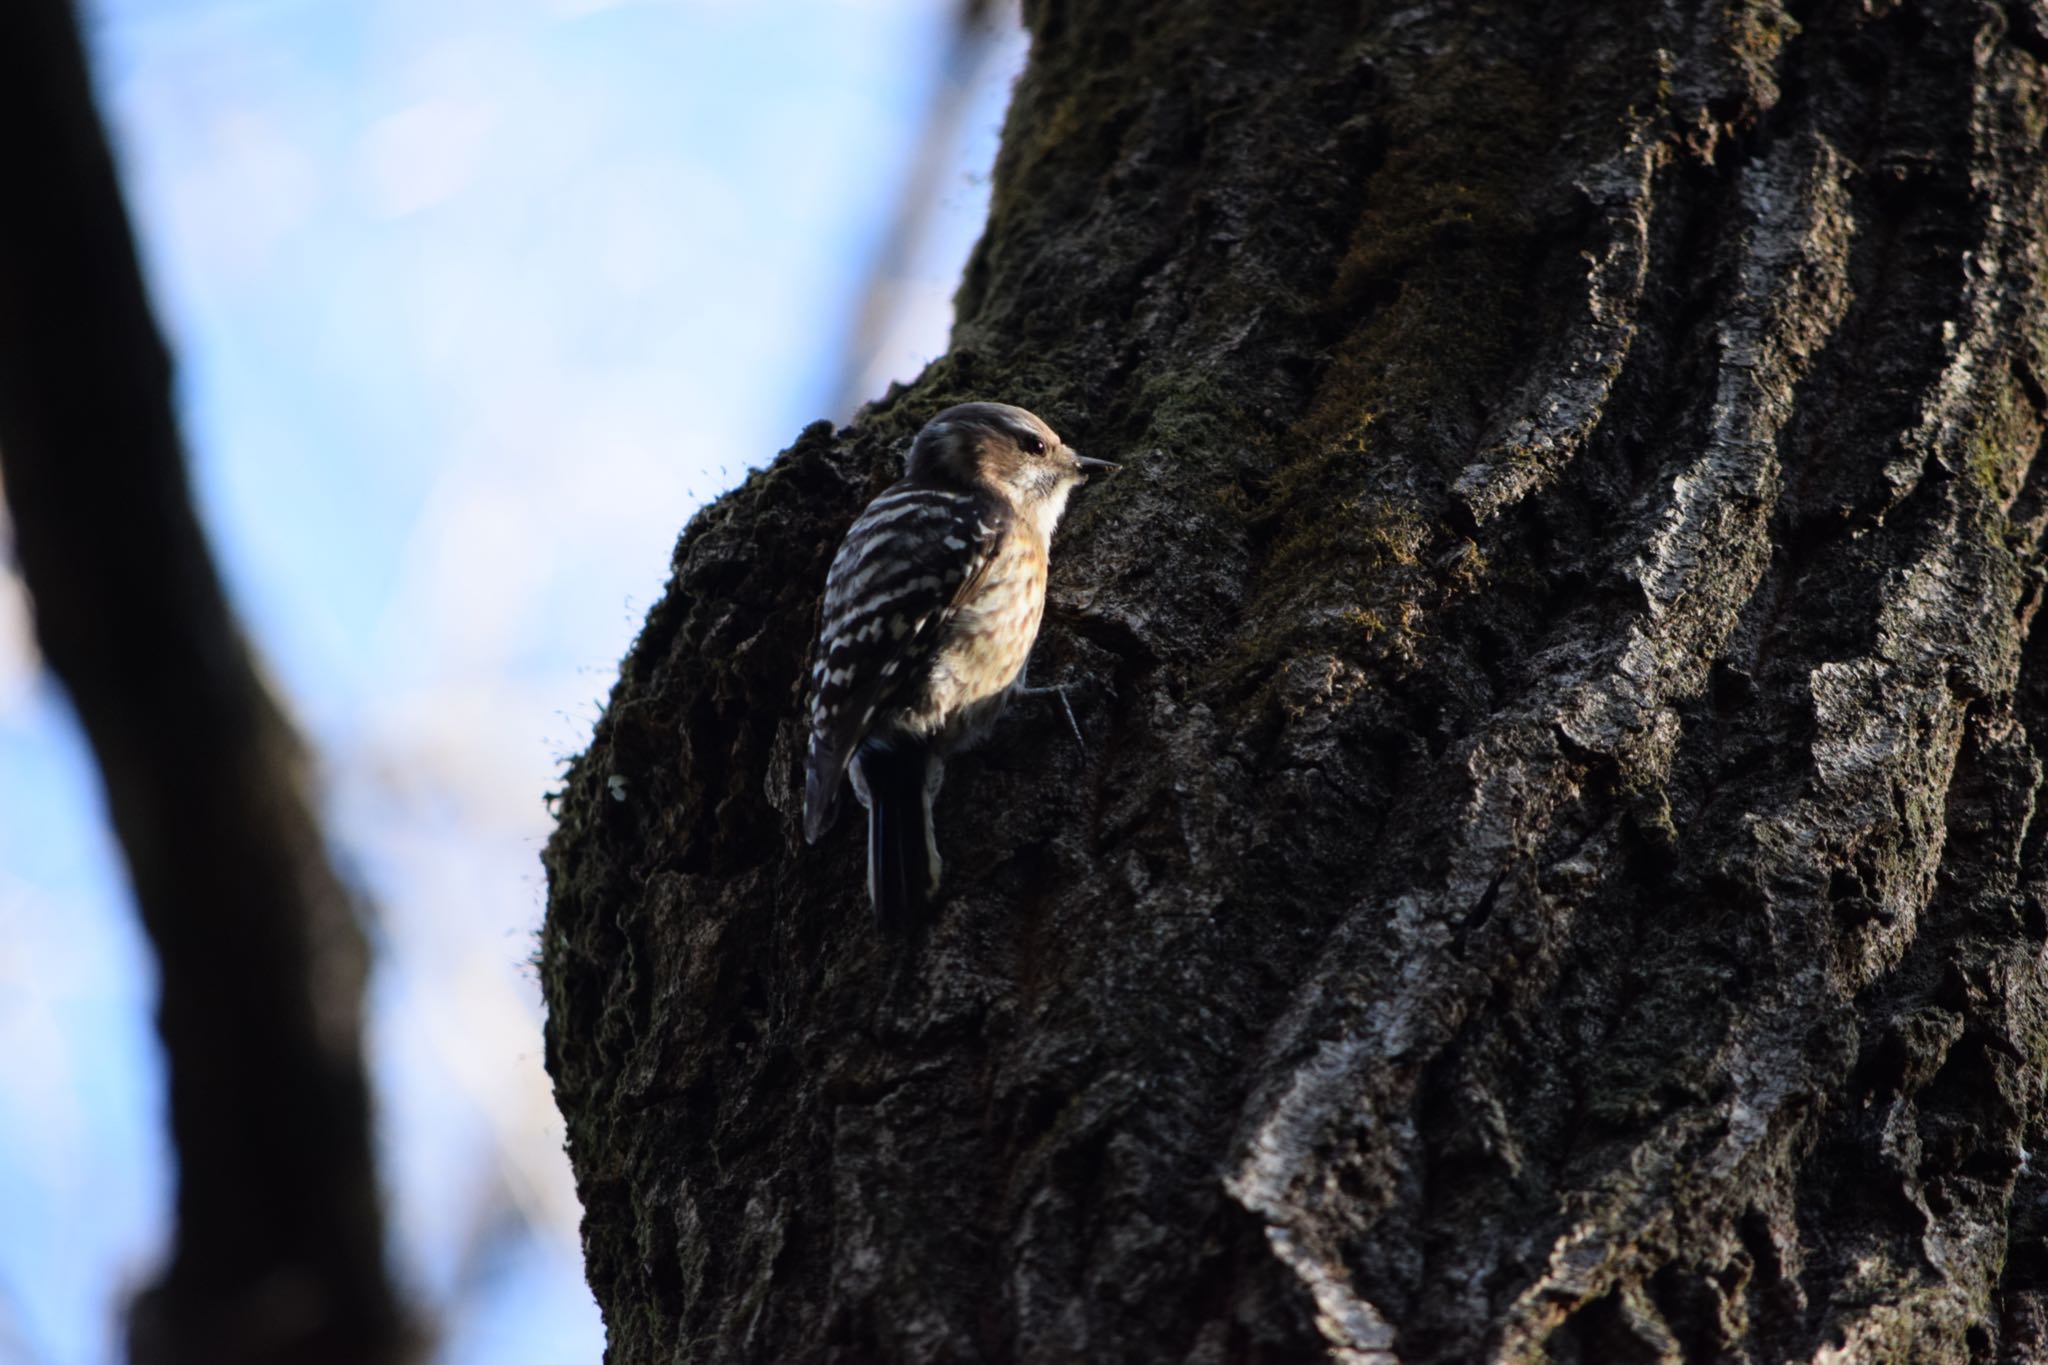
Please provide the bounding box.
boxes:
[828,0,1009,419]
[0,4,410,1363]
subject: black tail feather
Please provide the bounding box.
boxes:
[858,743,932,934]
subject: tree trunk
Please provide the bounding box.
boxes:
[540,1,2048,1359]
[0,5,411,1362]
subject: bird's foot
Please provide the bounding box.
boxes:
[1016,681,1085,750]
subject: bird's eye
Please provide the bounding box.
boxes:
[1020,434,1046,455]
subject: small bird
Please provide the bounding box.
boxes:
[803,402,1115,931]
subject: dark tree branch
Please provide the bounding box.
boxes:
[0,4,412,1363]
[546,0,2048,1360]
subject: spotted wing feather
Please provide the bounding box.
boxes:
[802,485,1005,842]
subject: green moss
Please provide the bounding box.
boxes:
[1011,89,1093,179]
[1269,496,1425,580]
[1301,51,1555,458]
[1340,602,1420,646]
[1965,368,2039,512]
[1724,0,1802,73]
[1221,21,1592,693]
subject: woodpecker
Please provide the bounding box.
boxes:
[803,402,1115,932]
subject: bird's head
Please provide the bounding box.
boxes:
[905,402,1116,528]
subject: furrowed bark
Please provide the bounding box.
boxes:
[542,1,2048,1360]
[0,4,411,1362]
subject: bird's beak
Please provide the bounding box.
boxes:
[1072,452,1119,477]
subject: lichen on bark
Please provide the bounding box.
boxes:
[542,2,2048,1360]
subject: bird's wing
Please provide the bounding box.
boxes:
[802,485,1007,842]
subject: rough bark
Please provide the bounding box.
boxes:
[0,5,412,1363]
[541,1,2048,1360]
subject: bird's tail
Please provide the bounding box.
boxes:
[858,743,936,934]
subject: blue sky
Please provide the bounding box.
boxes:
[0,2,1024,1360]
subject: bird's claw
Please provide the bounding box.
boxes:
[1018,680,1085,750]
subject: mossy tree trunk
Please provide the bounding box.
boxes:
[541,1,2048,1359]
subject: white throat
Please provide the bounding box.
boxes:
[1027,479,1077,543]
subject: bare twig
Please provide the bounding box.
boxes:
[827,0,1011,419]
